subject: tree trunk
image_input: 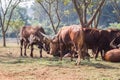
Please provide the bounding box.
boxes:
[86,0,105,27]
[72,0,84,27]
[72,0,105,28]
[2,31,6,47]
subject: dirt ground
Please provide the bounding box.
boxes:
[0,42,120,80]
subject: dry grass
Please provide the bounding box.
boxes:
[0,42,120,80]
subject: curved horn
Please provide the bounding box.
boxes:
[110,38,117,49]
[39,32,50,39]
[39,32,52,43]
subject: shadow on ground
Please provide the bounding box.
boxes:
[0,53,119,70]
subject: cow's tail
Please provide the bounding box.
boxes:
[16,32,20,45]
[17,26,24,45]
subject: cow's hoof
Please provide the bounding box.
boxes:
[95,59,99,61]
[71,59,73,61]
[20,53,23,57]
[30,56,33,58]
[24,54,27,56]
[75,61,81,66]
[30,54,33,57]
[86,57,90,62]
[20,55,23,57]
[75,63,80,66]
[30,55,33,58]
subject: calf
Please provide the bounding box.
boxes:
[20,25,49,57]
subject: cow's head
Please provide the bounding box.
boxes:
[42,42,50,54]
[29,34,40,45]
[49,36,59,55]
[29,33,50,54]
[110,35,120,49]
[40,32,59,55]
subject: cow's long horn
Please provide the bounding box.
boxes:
[39,32,52,42]
[110,38,117,49]
[40,32,50,39]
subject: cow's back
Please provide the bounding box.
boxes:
[58,25,84,46]
[99,29,120,51]
[83,28,100,47]
[20,26,45,39]
[69,25,84,46]
[58,26,71,44]
[104,49,120,62]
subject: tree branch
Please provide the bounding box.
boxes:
[4,0,12,15]
[38,0,59,34]
[87,0,105,27]
[72,0,84,27]
[5,0,21,32]
[111,0,120,22]
[38,1,50,16]
[55,0,61,32]
[94,10,101,28]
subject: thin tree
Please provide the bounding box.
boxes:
[110,0,120,22]
[0,0,21,47]
[36,0,61,34]
[72,0,105,28]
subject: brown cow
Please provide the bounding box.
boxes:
[83,28,101,59]
[47,25,85,65]
[104,35,120,62]
[104,49,120,62]
[85,28,120,60]
[20,25,49,57]
[110,35,120,49]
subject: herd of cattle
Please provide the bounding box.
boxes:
[19,25,120,65]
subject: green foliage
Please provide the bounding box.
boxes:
[9,20,25,32]
[12,6,31,25]
[4,0,120,37]
[108,22,120,29]
[35,0,43,3]
[30,20,40,26]
[64,10,70,15]
[63,0,70,6]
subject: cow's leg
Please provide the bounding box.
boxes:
[20,39,23,56]
[92,48,96,58]
[59,51,62,60]
[76,51,81,65]
[101,50,106,60]
[24,42,27,56]
[70,52,73,61]
[27,43,30,49]
[95,48,100,60]
[75,44,81,65]
[30,44,34,57]
[40,48,42,58]
[59,43,63,61]
[70,47,74,61]
[100,50,104,60]
[81,44,89,60]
